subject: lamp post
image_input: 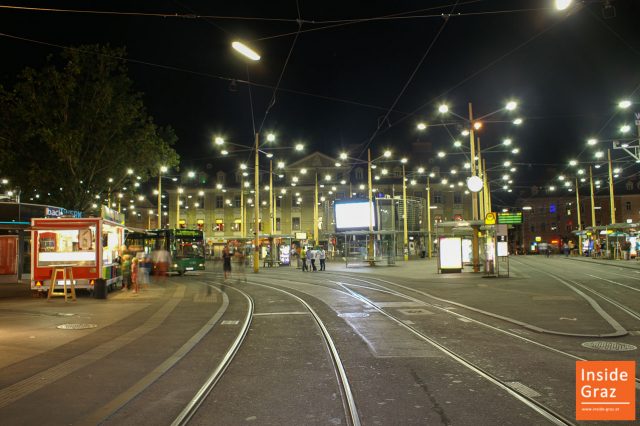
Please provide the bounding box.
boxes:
[401,161,409,261]
[253,133,260,273]
[367,149,374,261]
[589,166,596,228]
[177,187,184,228]
[158,166,167,229]
[426,176,432,259]
[607,149,616,225]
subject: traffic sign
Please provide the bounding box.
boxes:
[485,212,497,225]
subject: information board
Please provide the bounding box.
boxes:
[497,212,522,224]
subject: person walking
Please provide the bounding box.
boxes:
[319,246,326,271]
[131,257,139,293]
[222,245,232,280]
[301,247,308,271]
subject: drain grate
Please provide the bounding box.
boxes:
[581,341,637,352]
[57,323,97,330]
[338,312,370,318]
[506,381,541,398]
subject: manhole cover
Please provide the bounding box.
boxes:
[581,341,637,351]
[338,312,369,318]
[57,323,98,330]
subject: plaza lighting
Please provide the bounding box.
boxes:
[188,171,196,178]
[473,122,483,130]
[214,137,224,145]
[461,130,470,136]
[437,151,446,158]
[569,160,577,166]
[595,151,604,158]
[513,118,523,125]
[300,168,307,174]
[417,122,427,130]
[503,161,511,167]
[505,101,517,111]
[511,148,520,154]
[417,167,425,173]
[555,0,572,11]
[295,143,304,151]
[339,152,348,160]
[231,41,261,61]
[438,104,449,113]
[453,141,462,148]
[127,168,134,175]
[618,100,632,109]
[383,150,392,158]
[587,138,598,145]
[401,158,408,164]
[266,133,276,142]
[620,124,631,133]
[503,138,512,146]
[221,150,229,156]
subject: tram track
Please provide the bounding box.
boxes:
[245,272,577,425]
[174,275,360,426]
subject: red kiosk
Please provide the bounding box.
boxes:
[31,211,125,294]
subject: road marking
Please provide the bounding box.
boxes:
[253,311,308,316]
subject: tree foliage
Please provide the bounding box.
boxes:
[0,44,179,212]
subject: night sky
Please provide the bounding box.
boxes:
[1,1,639,196]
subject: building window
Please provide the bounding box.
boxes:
[413,191,423,198]
[276,198,281,208]
[541,223,545,231]
[292,217,301,231]
[626,201,631,211]
[216,171,226,184]
[276,218,281,232]
[626,181,633,191]
[214,220,224,232]
[231,222,241,232]
[355,167,364,180]
[453,192,462,204]
[433,191,442,204]
[234,195,241,208]
[215,196,223,209]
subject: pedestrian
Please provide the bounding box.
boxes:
[131,257,139,293]
[308,247,316,271]
[153,248,171,282]
[319,246,326,271]
[121,254,132,290]
[301,247,308,271]
[563,242,569,257]
[223,245,232,280]
[140,254,152,289]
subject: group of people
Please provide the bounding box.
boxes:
[301,246,326,272]
[222,245,247,281]
[120,248,171,293]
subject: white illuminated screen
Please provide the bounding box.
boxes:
[335,202,375,230]
[439,237,462,270]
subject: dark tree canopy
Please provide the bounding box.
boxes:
[0,44,179,212]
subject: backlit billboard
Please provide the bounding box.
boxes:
[334,200,375,231]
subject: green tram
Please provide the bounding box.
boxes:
[125,229,206,275]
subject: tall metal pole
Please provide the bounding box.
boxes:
[314,172,319,244]
[589,166,596,228]
[427,176,432,259]
[483,159,490,214]
[269,160,273,235]
[575,177,582,255]
[253,133,260,273]
[477,138,485,220]
[176,190,180,229]
[367,149,374,261]
[402,164,409,261]
[241,178,245,238]
[468,102,480,272]
[157,175,162,229]
[607,149,616,225]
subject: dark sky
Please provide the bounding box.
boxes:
[1,0,639,192]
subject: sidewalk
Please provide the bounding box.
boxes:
[0,281,32,299]
[566,255,640,270]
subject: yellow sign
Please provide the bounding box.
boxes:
[535,236,542,242]
[484,212,497,225]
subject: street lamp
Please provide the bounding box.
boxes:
[157,166,168,228]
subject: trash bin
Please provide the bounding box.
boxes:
[94,278,107,299]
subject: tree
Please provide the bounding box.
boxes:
[0,44,179,212]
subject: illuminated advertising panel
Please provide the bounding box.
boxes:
[334,200,376,231]
[439,237,462,272]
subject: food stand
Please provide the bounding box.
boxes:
[31,217,125,293]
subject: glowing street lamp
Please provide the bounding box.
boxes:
[555,0,572,11]
[231,41,261,61]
